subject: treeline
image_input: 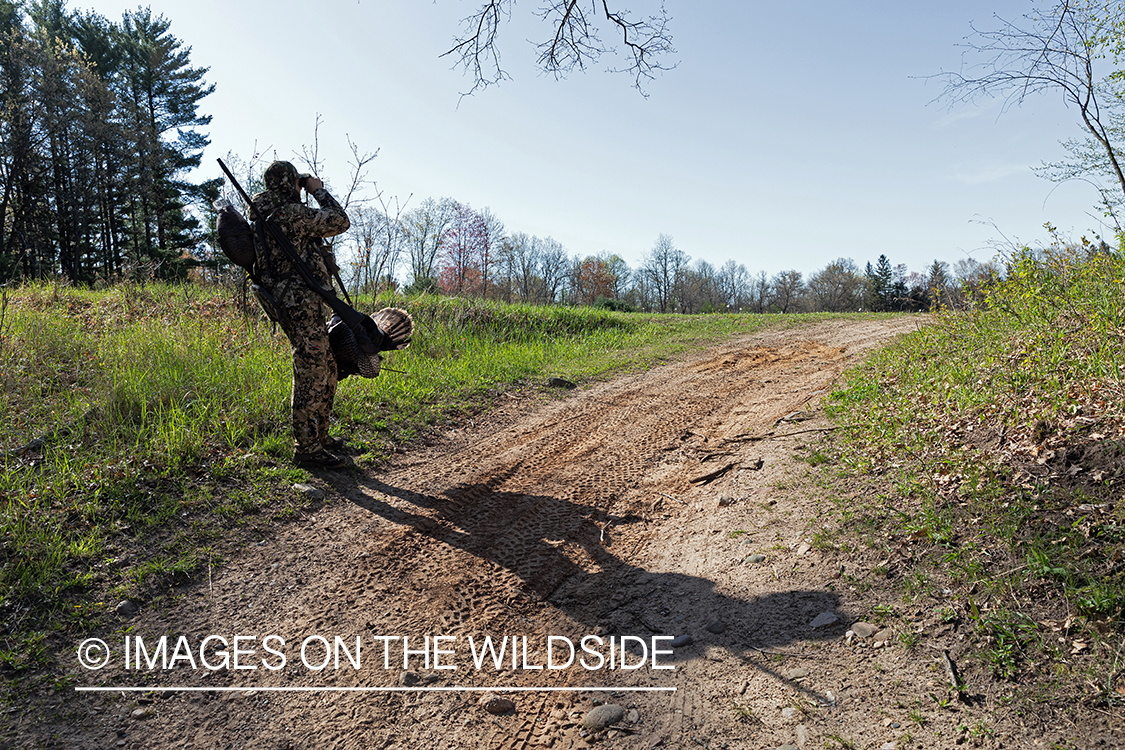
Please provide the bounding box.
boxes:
[329,196,1000,314]
[0,1,216,284]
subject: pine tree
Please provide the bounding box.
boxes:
[115,7,215,275]
[0,2,39,277]
[72,10,129,277]
[865,254,894,312]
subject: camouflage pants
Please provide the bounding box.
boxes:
[272,278,338,453]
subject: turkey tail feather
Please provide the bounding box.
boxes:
[372,307,414,351]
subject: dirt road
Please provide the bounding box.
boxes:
[44,314,1076,750]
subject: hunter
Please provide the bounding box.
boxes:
[251,160,351,469]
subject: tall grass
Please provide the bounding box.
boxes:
[1,284,292,617]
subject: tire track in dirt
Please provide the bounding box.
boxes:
[57,316,918,750]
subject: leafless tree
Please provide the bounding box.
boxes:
[807,257,865,313]
[443,1,676,95]
[348,197,406,298]
[538,236,569,303]
[402,196,459,292]
[687,259,721,312]
[939,1,1125,218]
[562,254,582,305]
[503,231,541,302]
[749,270,770,313]
[630,269,654,312]
[477,206,505,298]
[950,256,1002,307]
[292,119,382,266]
[491,235,516,301]
[717,260,749,310]
[640,233,688,313]
[770,270,804,313]
[604,254,631,299]
[295,118,380,215]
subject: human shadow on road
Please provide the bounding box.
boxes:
[346,475,850,703]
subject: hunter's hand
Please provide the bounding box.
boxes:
[323,251,339,276]
[303,176,324,192]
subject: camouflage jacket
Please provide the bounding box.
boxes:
[251,186,350,287]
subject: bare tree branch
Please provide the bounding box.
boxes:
[443,1,676,96]
[341,135,380,212]
[296,113,325,178]
[598,0,676,92]
[937,1,1125,213]
[441,0,513,95]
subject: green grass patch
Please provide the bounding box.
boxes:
[827,238,1125,700]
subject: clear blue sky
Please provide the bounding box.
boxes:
[79,0,1113,278]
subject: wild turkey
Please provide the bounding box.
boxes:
[328,307,413,379]
[371,307,414,350]
[213,199,256,270]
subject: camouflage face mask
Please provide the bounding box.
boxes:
[263,160,300,202]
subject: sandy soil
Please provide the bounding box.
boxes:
[18,316,1122,749]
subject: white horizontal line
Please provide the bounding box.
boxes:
[75,686,676,693]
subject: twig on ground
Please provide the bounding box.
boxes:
[940,649,963,697]
[599,521,612,544]
[689,462,737,485]
[773,410,812,428]
[697,450,737,462]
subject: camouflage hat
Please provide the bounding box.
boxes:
[263,161,300,200]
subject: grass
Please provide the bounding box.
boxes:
[0,280,824,670]
[732,699,762,724]
[825,236,1125,704]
